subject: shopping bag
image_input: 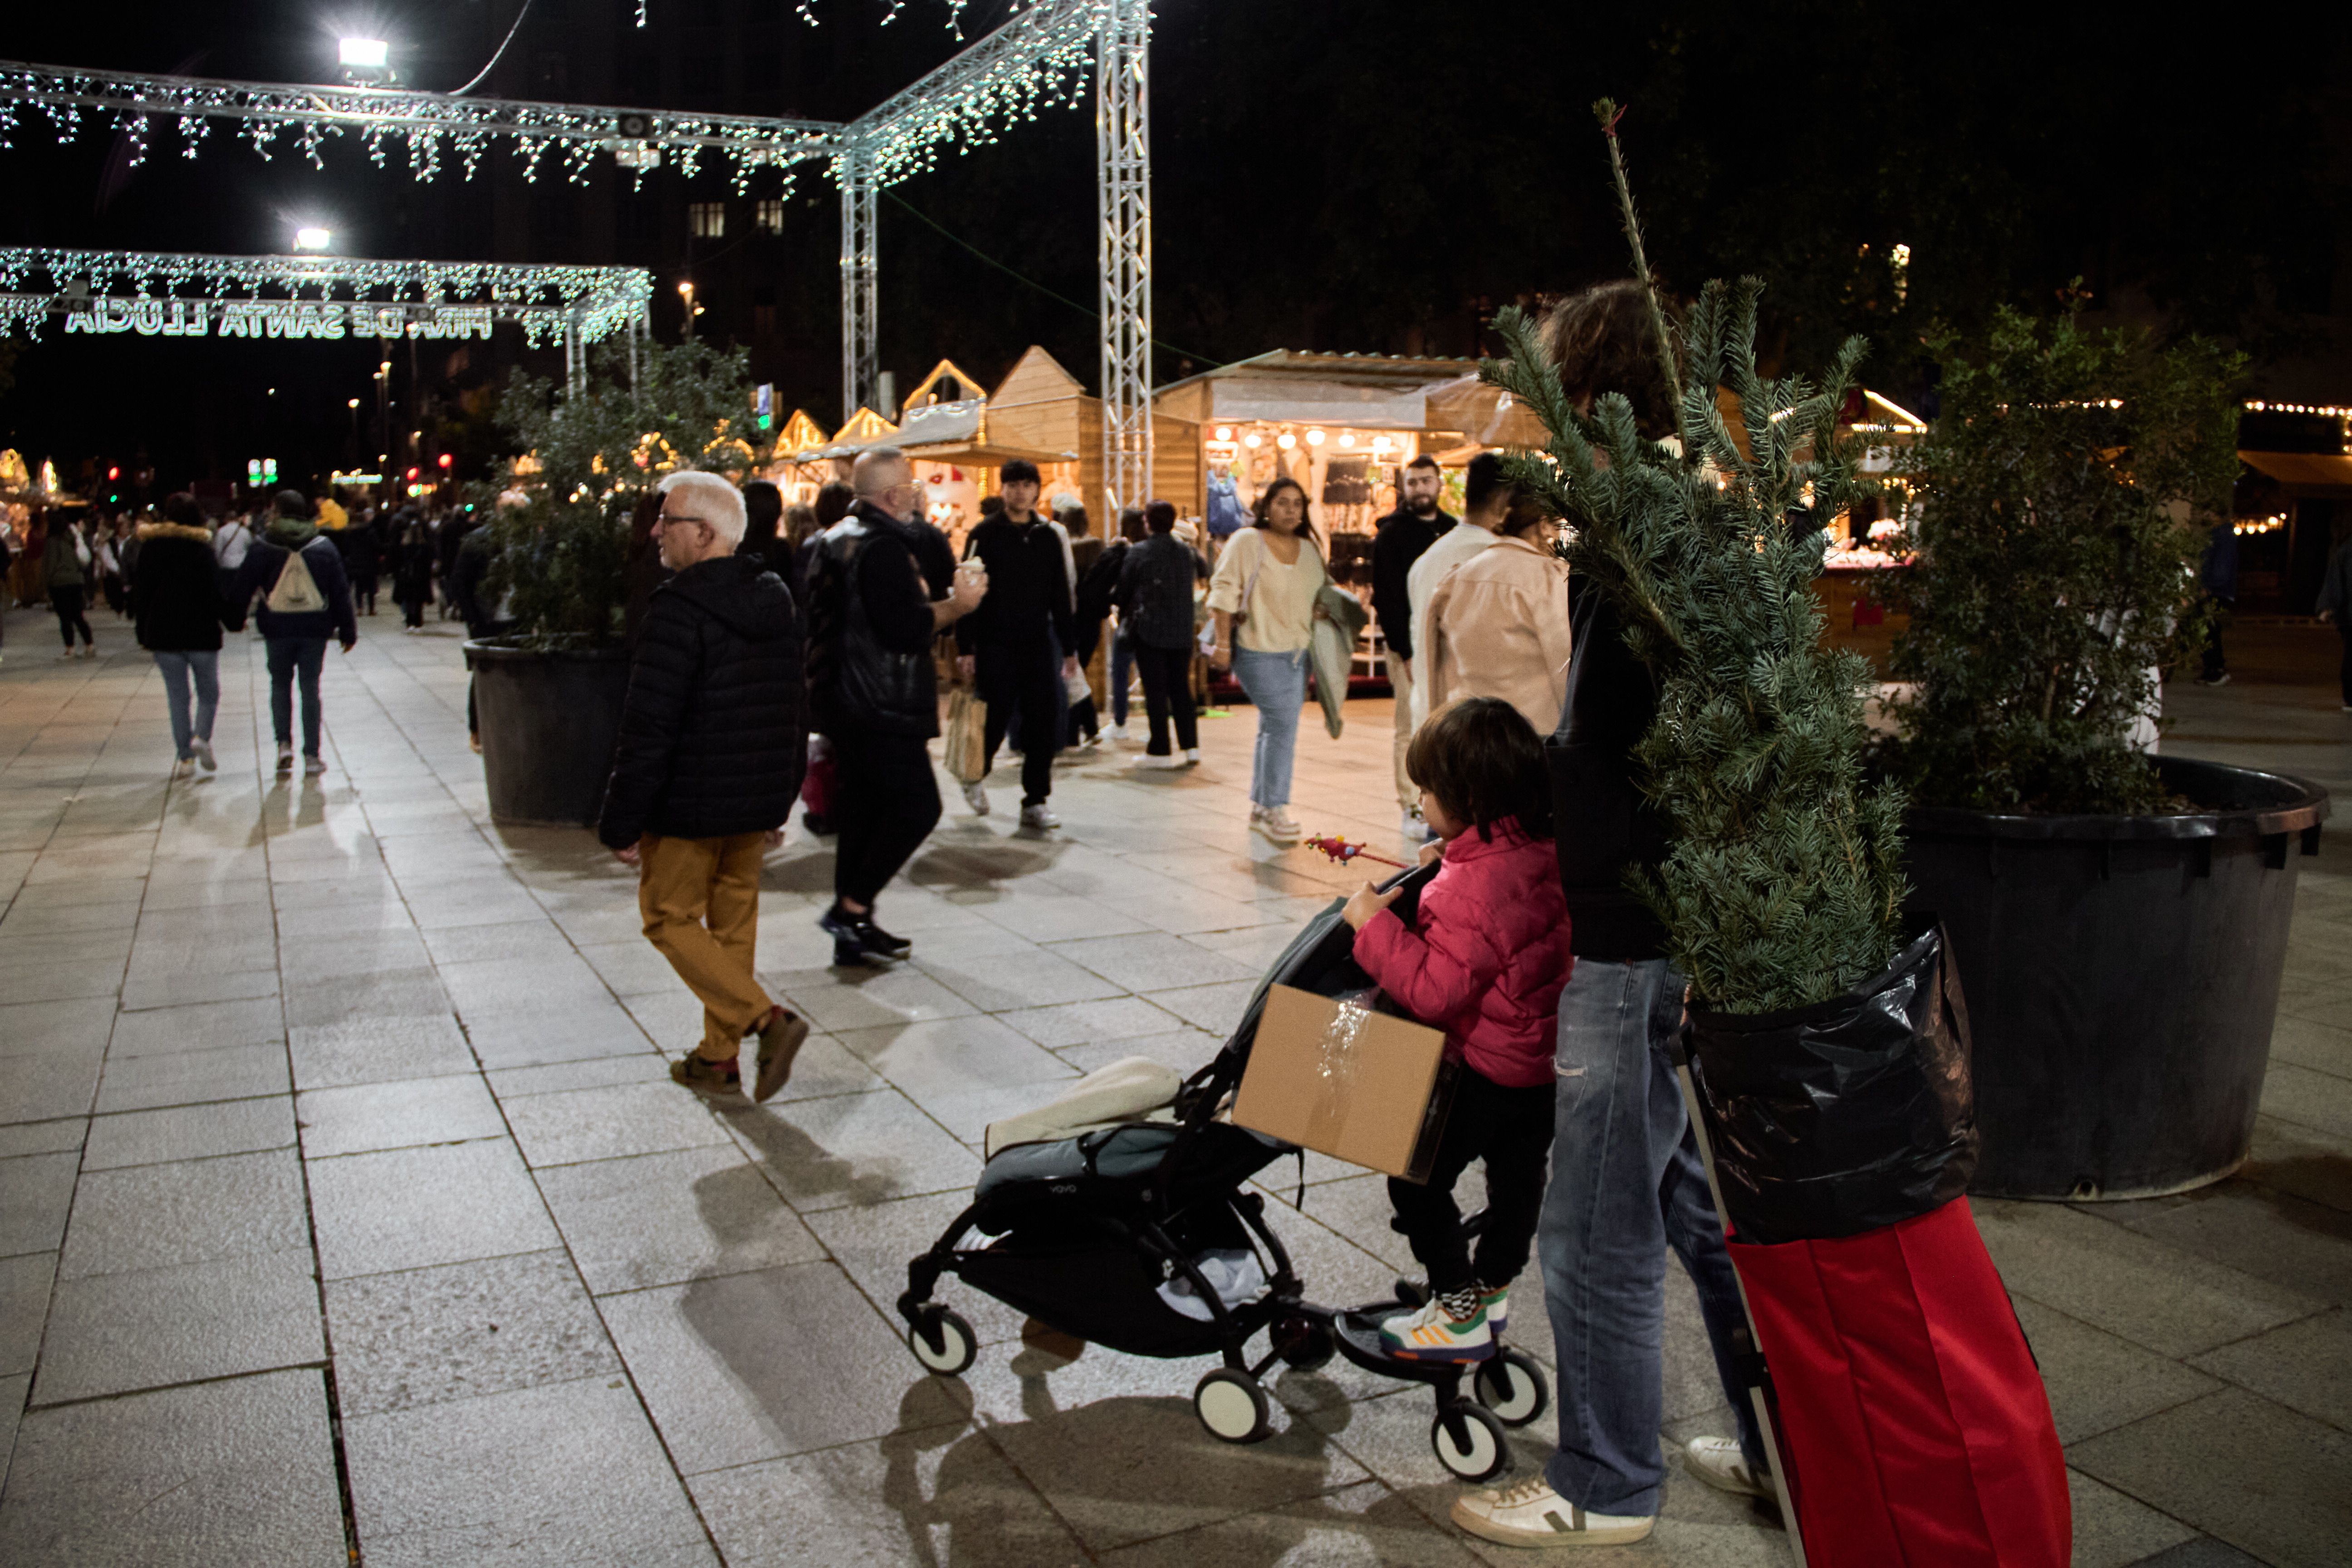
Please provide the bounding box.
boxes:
[943,686,989,784]
[801,734,835,818]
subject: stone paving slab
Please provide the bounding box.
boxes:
[0,608,2346,1563]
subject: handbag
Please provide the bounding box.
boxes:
[943,685,990,784]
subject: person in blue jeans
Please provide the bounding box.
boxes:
[228,490,358,777]
[1206,477,1328,843]
[1451,282,1768,1552]
[134,494,234,775]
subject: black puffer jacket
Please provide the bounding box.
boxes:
[132,523,230,652]
[597,556,806,849]
[806,505,940,740]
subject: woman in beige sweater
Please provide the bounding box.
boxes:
[1422,497,1572,737]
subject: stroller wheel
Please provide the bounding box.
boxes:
[1193,1367,1272,1443]
[1271,1314,1335,1372]
[1472,1348,1549,1427]
[1432,1399,1509,1481]
[907,1306,977,1377]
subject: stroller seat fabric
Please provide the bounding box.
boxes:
[983,1055,1183,1159]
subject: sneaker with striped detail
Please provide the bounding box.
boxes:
[1480,1286,1509,1337]
[1450,1476,1654,1548]
[1377,1296,1493,1362]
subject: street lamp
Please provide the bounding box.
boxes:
[347,397,362,463]
[677,279,699,343]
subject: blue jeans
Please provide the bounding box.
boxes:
[152,650,219,758]
[1230,646,1306,808]
[1539,956,1765,1518]
[1108,622,1135,727]
[265,637,328,757]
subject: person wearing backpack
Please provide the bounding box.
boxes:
[1115,500,1208,766]
[42,513,96,659]
[228,490,358,776]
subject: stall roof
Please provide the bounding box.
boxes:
[2240,451,2352,492]
[792,397,1073,468]
[1157,350,1483,431]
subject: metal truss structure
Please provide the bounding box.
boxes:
[1091,0,1153,515]
[0,1,1153,465]
[0,59,842,190]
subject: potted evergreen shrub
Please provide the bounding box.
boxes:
[468,339,762,825]
[1877,311,2330,1198]
[1478,104,2070,1565]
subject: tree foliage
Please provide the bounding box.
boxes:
[479,340,761,649]
[1876,310,2244,813]
[1484,278,1906,1014]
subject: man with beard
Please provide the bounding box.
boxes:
[1372,453,1454,838]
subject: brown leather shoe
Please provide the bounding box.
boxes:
[751,1008,810,1103]
[670,1054,742,1098]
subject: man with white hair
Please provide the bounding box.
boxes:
[599,469,812,1102]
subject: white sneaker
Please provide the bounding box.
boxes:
[1183,748,1201,765]
[1682,1435,1771,1499]
[304,755,328,777]
[1450,1476,1654,1548]
[1105,722,1132,745]
[1138,754,1184,770]
[1378,1296,1492,1361]
[172,756,196,777]
[193,740,216,772]
[960,779,990,815]
[1019,802,1060,829]
[1254,807,1302,843]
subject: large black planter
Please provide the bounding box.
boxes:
[465,642,631,828]
[1904,755,2329,1200]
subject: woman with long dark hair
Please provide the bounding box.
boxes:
[1205,475,1328,841]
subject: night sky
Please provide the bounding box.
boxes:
[3,0,2346,500]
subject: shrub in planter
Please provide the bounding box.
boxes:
[1877,314,2327,1199]
[1479,105,2068,1566]
[467,340,763,824]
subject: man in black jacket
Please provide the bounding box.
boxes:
[1371,454,1452,836]
[598,470,812,1103]
[807,446,986,966]
[952,457,1077,828]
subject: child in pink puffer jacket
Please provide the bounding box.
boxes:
[1342,696,1572,1360]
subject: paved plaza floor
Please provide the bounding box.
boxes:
[0,607,2347,1566]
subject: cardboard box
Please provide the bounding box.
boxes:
[1231,984,1457,1182]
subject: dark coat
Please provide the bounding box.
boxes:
[1552,576,1669,961]
[1116,534,1205,651]
[806,504,940,739]
[132,524,229,652]
[598,555,806,849]
[228,532,359,645]
[390,530,436,603]
[1372,506,1452,658]
[954,514,1076,653]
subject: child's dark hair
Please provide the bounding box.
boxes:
[1406,698,1553,841]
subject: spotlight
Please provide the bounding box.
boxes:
[293,227,332,251]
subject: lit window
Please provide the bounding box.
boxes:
[756,199,784,234]
[687,201,725,239]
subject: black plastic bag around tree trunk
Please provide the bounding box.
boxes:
[1685,925,1977,1246]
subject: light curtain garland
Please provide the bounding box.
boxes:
[0,249,651,346]
[0,1,1109,198]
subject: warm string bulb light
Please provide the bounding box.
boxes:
[0,247,650,345]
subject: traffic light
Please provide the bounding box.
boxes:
[755,383,774,433]
[438,453,453,469]
[108,466,120,480]
[407,467,420,481]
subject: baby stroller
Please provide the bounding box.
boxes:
[898,860,1551,1480]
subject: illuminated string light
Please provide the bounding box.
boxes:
[0,248,650,346]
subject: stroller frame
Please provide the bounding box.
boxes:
[897,859,1552,1479]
